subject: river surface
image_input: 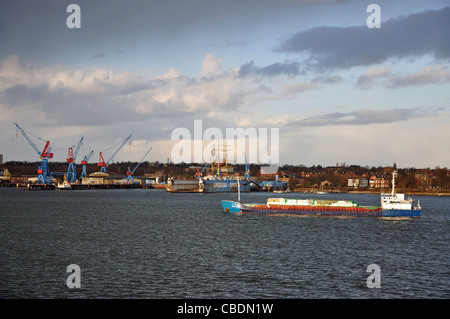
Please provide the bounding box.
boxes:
[0,188,448,298]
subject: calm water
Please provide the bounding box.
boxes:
[0,187,448,299]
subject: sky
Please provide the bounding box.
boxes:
[1,0,449,169]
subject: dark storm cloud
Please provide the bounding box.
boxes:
[0,0,214,62]
[0,0,358,65]
[277,7,450,70]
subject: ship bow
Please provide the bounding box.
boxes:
[221,200,242,213]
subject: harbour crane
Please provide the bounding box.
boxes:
[196,161,210,179]
[244,152,261,189]
[97,134,133,172]
[80,150,94,179]
[196,144,215,179]
[13,122,54,185]
[244,152,250,180]
[66,136,84,183]
[126,146,152,184]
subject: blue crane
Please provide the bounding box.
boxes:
[196,144,215,179]
[196,161,210,179]
[126,146,152,184]
[244,152,262,189]
[80,150,94,179]
[13,122,54,185]
[244,152,250,180]
[97,134,133,172]
[66,136,84,183]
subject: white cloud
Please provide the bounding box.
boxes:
[155,68,182,80]
[1,54,249,127]
[2,53,449,167]
[356,66,391,89]
[200,53,223,76]
[279,81,318,99]
[0,54,146,94]
[356,64,450,89]
[135,57,246,115]
[388,64,450,88]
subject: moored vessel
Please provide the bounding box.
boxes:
[200,147,251,193]
[166,178,203,193]
[202,177,251,193]
[167,146,254,193]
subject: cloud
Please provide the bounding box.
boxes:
[312,74,342,84]
[238,60,301,77]
[0,53,263,130]
[284,107,440,128]
[0,0,356,68]
[0,54,152,128]
[356,66,391,89]
[276,7,450,70]
[200,53,223,76]
[388,64,450,88]
[134,72,244,115]
[278,81,318,99]
[0,54,146,95]
[356,64,450,89]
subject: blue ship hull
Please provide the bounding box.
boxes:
[203,180,251,193]
[221,200,421,217]
[381,209,421,217]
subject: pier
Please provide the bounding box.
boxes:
[1,181,154,191]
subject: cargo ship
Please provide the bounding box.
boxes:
[221,171,421,217]
[166,176,251,193]
[166,178,202,193]
[202,177,251,193]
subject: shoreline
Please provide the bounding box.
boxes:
[288,189,450,196]
[1,182,449,196]
[346,190,449,196]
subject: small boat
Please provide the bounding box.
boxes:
[221,171,421,218]
[56,179,71,190]
[316,184,327,194]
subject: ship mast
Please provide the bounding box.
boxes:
[237,176,241,202]
[391,170,397,196]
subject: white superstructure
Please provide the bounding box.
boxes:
[380,171,421,210]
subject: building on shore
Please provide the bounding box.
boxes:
[369,176,389,189]
[348,178,369,188]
